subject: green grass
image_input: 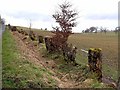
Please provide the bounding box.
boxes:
[2,29,57,88]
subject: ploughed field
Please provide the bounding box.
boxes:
[18,26,118,81]
[68,32,118,81]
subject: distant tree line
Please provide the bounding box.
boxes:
[82,26,98,33]
[82,26,120,34]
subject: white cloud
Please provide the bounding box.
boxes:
[0,0,119,32]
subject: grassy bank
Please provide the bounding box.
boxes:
[2,29,57,88]
[17,26,118,81]
[5,26,117,88]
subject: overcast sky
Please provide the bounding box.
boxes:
[0,0,119,32]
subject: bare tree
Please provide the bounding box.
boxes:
[100,27,107,34]
[29,19,32,31]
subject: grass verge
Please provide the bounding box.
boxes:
[2,29,57,88]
